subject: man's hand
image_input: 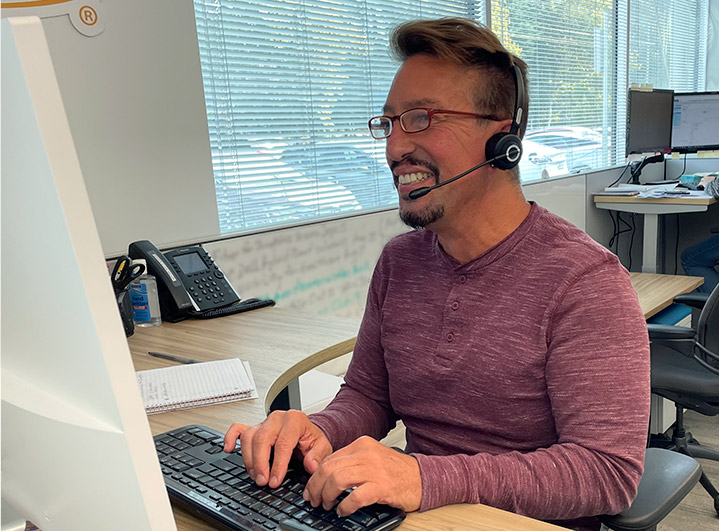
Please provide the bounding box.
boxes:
[224,410,333,489]
[303,436,422,517]
[699,175,716,190]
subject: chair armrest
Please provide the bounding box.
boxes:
[647,324,696,341]
[599,449,701,531]
[673,292,709,310]
[710,226,718,234]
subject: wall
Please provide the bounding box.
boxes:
[2,1,221,256]
[204,211,406,320]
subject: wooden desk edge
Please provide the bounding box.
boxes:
[630,272,704,319]
[594,195,717,205]
[264,336,357,413]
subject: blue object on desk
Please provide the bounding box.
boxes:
[680,174,704,190]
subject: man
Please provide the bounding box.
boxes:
[225,18,650,530]
[681,175,719,293]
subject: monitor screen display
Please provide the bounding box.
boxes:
[626,89,674,156]
[671,92,719,152]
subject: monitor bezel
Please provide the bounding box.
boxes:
[626,88,674,156]
[671,91,719,153]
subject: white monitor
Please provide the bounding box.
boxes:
[1,17,177,531]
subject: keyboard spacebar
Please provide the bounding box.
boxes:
[278,519,316,531]
[218,506,267,531]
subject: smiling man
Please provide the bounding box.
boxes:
[225,18,650,531]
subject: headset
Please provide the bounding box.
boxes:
[484,62,525,170]
[408,61,527,200]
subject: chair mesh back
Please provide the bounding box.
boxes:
[696,282,719,362]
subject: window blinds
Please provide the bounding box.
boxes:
[628,0,708,91]
[194,0,480,234]
[194,0,709,235]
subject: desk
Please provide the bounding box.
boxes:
[630,272,704,319]
[594,194,717,273]
[629,272,703,433]
[128,307,564,531]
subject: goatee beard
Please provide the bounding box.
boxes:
[399,204,445,229]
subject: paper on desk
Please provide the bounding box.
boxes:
[636,188,713,198]
[605,183,678,193]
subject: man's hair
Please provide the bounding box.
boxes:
[390,18,529,140]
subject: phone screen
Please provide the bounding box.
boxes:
[174,252,208,275]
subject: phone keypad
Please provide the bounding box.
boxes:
[186,274,229,305]
[165,248,240,310]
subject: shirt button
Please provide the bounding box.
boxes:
[459,275,467,284]
[451,301,460,310]
[446,332,455,342]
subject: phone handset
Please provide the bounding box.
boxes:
[128,240,197,322]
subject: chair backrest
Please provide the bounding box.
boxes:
[696,281,719,368]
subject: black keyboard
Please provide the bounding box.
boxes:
[154,425,406,531]
[192,298,276,319]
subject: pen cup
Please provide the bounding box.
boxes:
[116,289,135,337]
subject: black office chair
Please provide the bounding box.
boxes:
[599,448,701,531]
[647,280,719,516]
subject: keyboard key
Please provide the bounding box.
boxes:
[349,511,378,527]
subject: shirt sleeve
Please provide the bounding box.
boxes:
[309,260,399,449]
[705,176,719,198]
[413,262,651,521]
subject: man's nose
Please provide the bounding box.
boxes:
[385,126,415,164]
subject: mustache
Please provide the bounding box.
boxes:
[390,156,440,177]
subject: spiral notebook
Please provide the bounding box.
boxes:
[136,358,257,414]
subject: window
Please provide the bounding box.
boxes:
[194,0,481,234]
[194,0,709,234]
[491,0,617,178]
[627,0,707,90]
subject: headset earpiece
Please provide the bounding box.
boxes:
[485,132,523,170]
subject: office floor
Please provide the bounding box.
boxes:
[657,409,719,530]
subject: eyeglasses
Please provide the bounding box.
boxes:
[367,107,501,139]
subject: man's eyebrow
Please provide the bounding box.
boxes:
[382,99,441,114]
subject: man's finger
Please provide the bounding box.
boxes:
[223,422,248,453]
[267,418,306,488]
[336,484,381,517]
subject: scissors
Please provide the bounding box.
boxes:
[111,255,145,292]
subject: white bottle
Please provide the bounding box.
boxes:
[128,259,162,327]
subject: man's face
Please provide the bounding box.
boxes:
[382,54,501,229]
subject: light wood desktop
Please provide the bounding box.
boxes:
[630,272,704,319]
[128,307,564,531]
[127,272,700,531]
[594,194,717,273]
[629,272,703,433]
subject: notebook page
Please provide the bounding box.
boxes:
[137,358,254,413]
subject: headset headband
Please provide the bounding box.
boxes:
[509,63,525,137]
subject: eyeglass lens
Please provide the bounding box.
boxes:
[369,109,432,139]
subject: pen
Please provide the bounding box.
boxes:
[148,351,202,364]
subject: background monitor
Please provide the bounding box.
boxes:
[626,88,674,156]
[1,17,176,530]
[671,92,719,153]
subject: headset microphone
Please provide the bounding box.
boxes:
[407,153,505,200]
